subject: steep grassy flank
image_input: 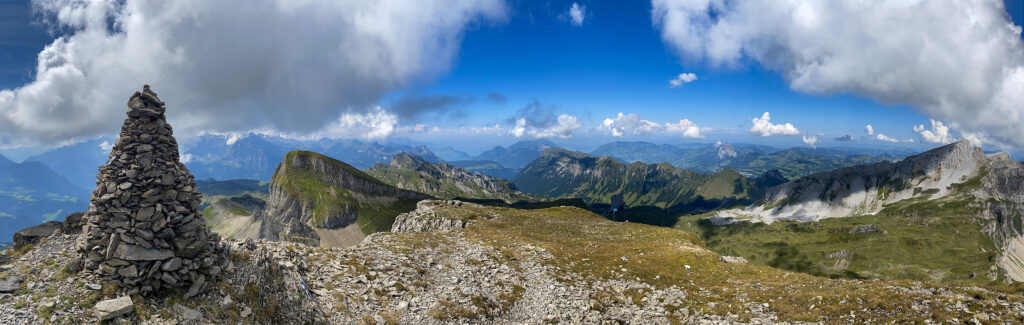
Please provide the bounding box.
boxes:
[515,149,765,211]
[675,193,1004,284]
[273,151,426,234]
[417,204,1024,322]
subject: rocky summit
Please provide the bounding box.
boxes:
[5,199,1023,324]
[75,85,227,297]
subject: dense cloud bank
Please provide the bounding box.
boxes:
[0,0,506,146]
[653,0,1024,146]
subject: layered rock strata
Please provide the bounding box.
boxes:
[76,85,226,296]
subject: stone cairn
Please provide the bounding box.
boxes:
[77,85,225,297]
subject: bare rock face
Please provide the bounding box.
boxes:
[13,221,62,249]
[391,200,498,233]
[76,85,226,296]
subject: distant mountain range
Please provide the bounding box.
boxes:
[181,134,446,181]
[1,134,927,245]
[0,153,88,242]
[446,160,520,180]
[13,130,1019,287]
[514,148,787,213]
[591,141,906,180]
[428,146,472,161]
[474,139,557,169]
[16,134,909,188]
[23,138,111,190]
[366,153,533,203]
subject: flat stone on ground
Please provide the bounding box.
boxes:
[174,304,202,320]
[0,276,22,293]
[94,296,134,321]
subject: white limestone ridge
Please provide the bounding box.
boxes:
[711,140,982,224]
[711,139,1024,282]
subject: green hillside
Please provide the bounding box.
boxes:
[674,173,1009,284]
[410,202,1024,322]
[270,151,428,234]
[366,153,533,203]
[514,149,771,212]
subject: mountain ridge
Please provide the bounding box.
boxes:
[253,151,431,246]
[366,152,533,204]
[514,148,777,212]
[711,140,1024,281]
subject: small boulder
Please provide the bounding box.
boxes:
[848,224,883,235]
[720,256,749,264]
[174,304,202,321]
[12,221,62,249]
[94,296,134,321]
[0,275,22,293]
[61,212,86,234]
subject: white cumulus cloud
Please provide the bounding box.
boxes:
[749,112,799,136]
[669,73,698,88]
[512,114,582,139]
[652,0,1024,147]
[569,3,586,26]
[319,107,399,140]
[875,134,899,143]
[600,113,664,137]
[0,0,507,147]
[865,125,874,135]
[802,134,818,148]
[600,113,705,138]
[99,141,112,153]
[665,119,706,138]
[914,119,956,144]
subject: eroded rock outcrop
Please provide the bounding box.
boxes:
[76,85,226,296]
[391,200,499,233]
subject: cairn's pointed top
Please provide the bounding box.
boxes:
[126,84,166,118]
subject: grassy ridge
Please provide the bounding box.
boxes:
[409,204,1024,322]
[365,154,531,203]
[673,193,1005,284]
[515,149,765,211]
[274,151,423,235]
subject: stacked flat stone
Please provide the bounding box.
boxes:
[77,85,225,297]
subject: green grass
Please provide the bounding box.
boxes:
[201,206,215,222]
[275,151,423,235]
[673,194,1003,284]
[515,149,765,211]
[396,203,1024,323]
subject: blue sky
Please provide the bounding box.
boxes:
[402,0,934,149]
[0,0,1023,154]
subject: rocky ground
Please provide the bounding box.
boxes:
[2,200,1024,324]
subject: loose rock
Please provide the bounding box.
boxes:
[94,296,134,321]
